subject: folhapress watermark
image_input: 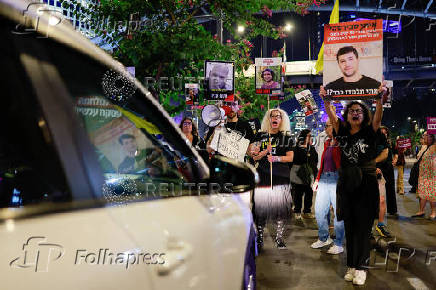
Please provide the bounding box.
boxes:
[75,249,165,269]
[10,236,166,272]
[9,236,64,272]
[12,2,65,38]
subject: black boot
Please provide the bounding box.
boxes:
[257,226,264,251]
[275,220,287,249]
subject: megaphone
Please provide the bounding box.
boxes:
[201,105,225,127]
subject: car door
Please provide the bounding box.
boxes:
[0,9,249,290]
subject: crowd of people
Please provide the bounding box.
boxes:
[178,83,435,286]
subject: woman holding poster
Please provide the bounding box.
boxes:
[249,109,293,250]
[321,83,386,286]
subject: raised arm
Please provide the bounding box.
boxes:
[320,86,339,134]
[373,82,387,132]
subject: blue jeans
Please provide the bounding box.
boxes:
[315,172,345,246]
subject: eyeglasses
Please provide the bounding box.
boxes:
[348,109,363,115]
[270,114,282,119]
[183,122,192,126]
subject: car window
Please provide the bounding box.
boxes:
[40,36,200,204]
[0,18,71,208]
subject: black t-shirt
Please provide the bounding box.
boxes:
[253,131,293,185]
[225,119,255,143]
[292,145,318,176]
[325,75,381,98]
[334,122,378,167]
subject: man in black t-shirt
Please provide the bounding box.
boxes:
[225,109,254,143]
[325,46,381,98]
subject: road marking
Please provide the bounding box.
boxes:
[407,277,429,290]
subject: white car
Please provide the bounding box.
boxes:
[0,1,257,289]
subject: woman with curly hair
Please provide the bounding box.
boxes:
[321,82,387,286]
[249,108,293,250]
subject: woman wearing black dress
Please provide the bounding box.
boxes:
[321,83,386,286]
[249,108,294,250]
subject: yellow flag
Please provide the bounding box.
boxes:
[115,105,161,134]
[314,0,340,74]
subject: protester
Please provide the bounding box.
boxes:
[374,129,392,238]
[321,82,386,286]
[411,132,436,219]
[249,108,293,249]
[410,135,428,194]
[311,119,345,254]
[204,104,254,147]
[179,117,204,149]
[379,126,398,216]
[393,137,406,195]
[290,129,318,220]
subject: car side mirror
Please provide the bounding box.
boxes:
[209,155,259,193]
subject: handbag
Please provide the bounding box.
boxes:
[296,147,313,186]
[409,146,430,187]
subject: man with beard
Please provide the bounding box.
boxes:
[204,105,254,156]
[325,46,380,98]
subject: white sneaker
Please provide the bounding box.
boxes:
[295,213,302,220]
[344,268,355,282]
[352,270,367,285]
[327,244,344,254]
[311,238,333,249]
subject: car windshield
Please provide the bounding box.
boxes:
[43,39,200,204]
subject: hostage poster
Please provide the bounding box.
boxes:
[255,57,283,97]
[323,19,383,100]
[295,90,318,117]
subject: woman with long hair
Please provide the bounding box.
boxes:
[321,83,386,286]
[179,117,204,149]
[249,108,293,250]
[379,126,397,215]
[411,132,436,219]
[290,129,318,219]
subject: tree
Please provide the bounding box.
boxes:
[68,0,323,118]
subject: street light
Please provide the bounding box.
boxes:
[283,23,293,62]
[284,23,293,32]
[407,116,411,120]
[237,25,245,33]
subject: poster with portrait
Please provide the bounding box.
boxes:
[255,57,283,97]
[323,19,383,100]
[185,83,199,105]
[372,80,393,108]
[75,96,153,174]
[204,60,234,100]
[295,90,319,117]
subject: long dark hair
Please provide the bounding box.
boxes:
[297,129,311,146]
[342,101,372,129]
[179,117,198,136]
